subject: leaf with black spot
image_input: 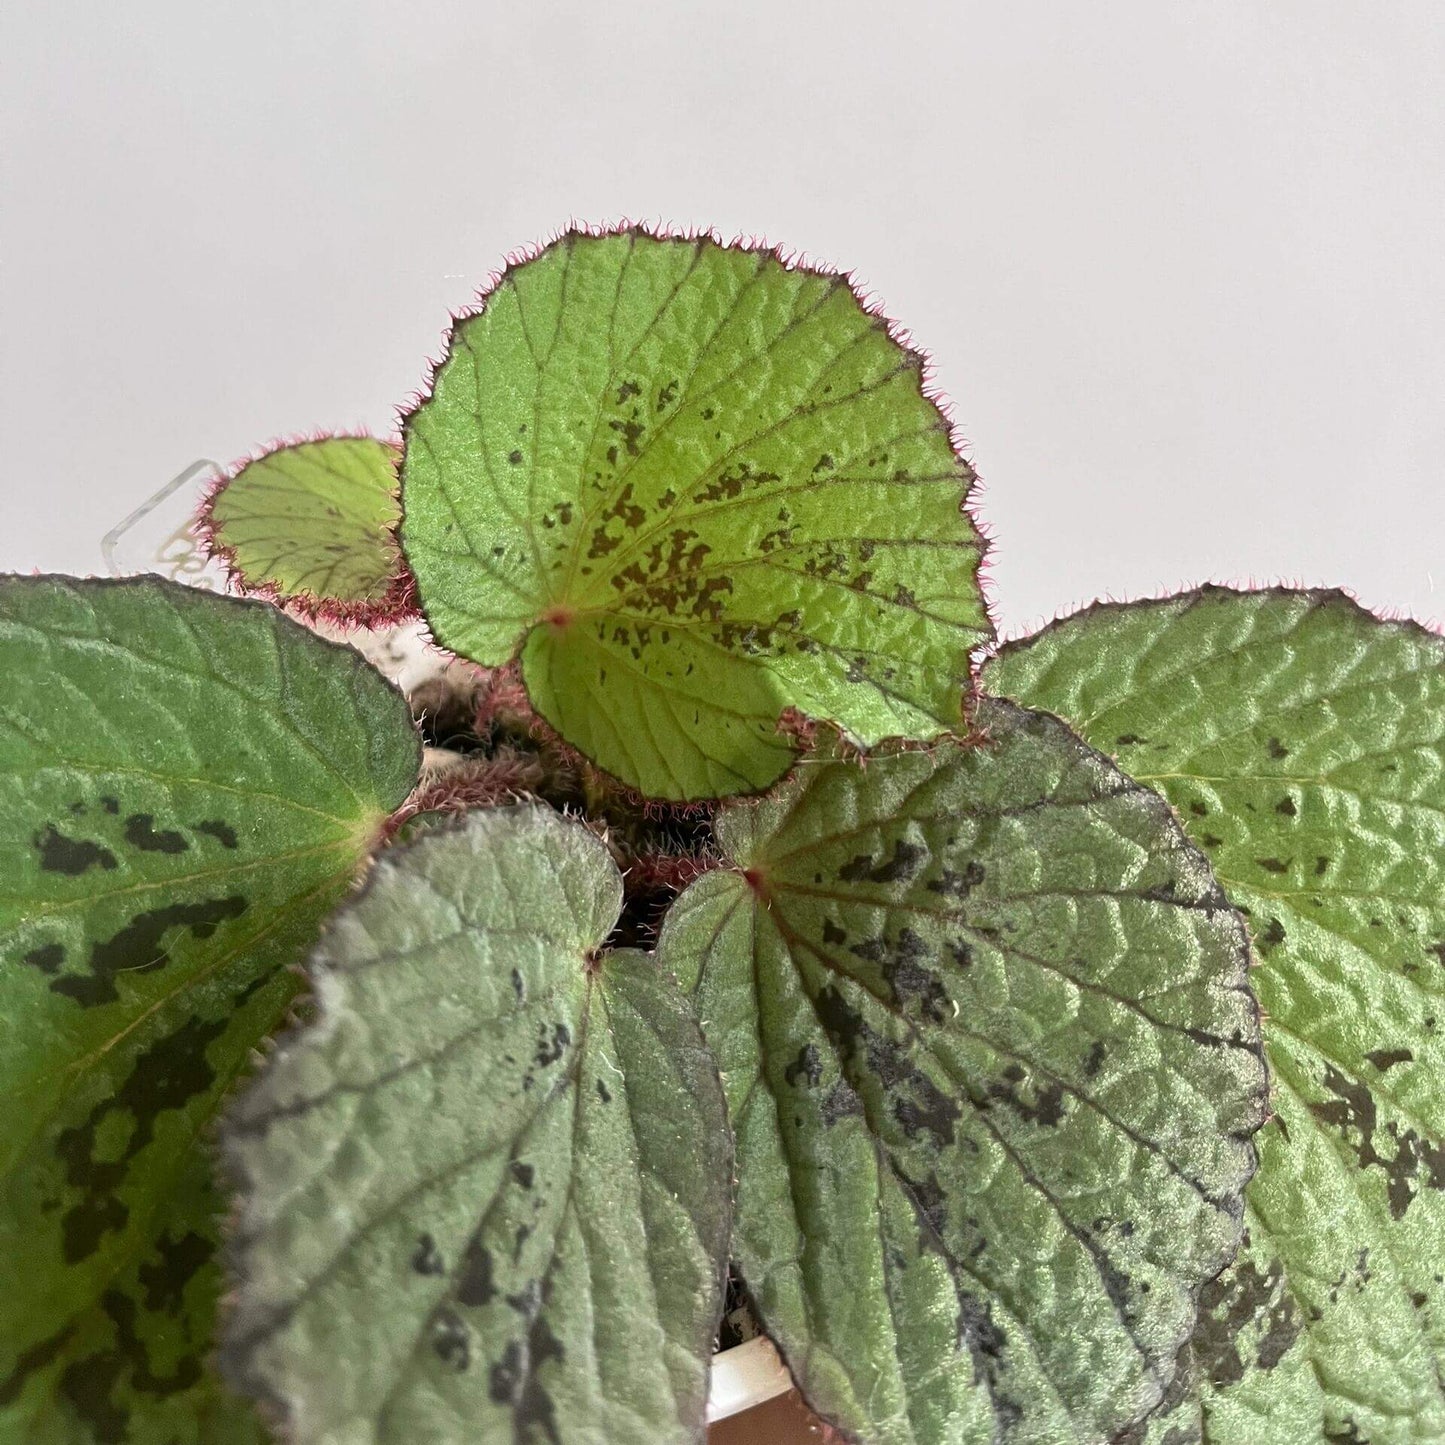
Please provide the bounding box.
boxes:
[657,701,1267,1444]
[400,227,988,801]
[988,586,1445,1441]
[221,805,732,1444]
[0,575,419,1441]
[1,1149,266,1445]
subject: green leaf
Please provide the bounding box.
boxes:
[2,1151,268,1445]
[400,227,988,801]
[657,701,1267,1445]
[221,805,733,1445]
[986,586,1445,1444]
[0,576,420,1443]
[202,436,412,617]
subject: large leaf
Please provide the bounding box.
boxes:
[0,576,419,1442]
[400,227,988,801]
[987,586,1445,1443]
[657,701,1268,1444]
[221,805,732,1444]
[201,437,415,621]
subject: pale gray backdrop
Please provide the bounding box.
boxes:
[3,2,1442,636]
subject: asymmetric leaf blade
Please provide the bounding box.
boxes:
[0,576,419,1443]
[987,586,1445,1444]
[222,806,732,1445]
[400,227,988,800]
[202,437,413,619]
[658,701,1268,1445]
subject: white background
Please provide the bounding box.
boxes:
[3,2,1442,636]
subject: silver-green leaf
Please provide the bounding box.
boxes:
[658,702,1268,1445]
[221,805,732,1445]
[987,586,1445,1444]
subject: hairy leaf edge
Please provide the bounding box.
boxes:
[197,432,421,628]
[704,706,1272,1443]
[395,219,997,802]
[214,803,737,1437]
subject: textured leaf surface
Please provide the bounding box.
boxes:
[0,576,419,1443]
[400,227,988,800]
[987,587,1445,1444]
[658,701,1267,1444]
[222,806,732,1445]
[203,437,409,613]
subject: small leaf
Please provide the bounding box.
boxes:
[987,586,1445,1443]
[400,227,988,801]
[657,702,1267,1444]
[221,806,732,1445]
[0,576,419,1442]
[201,436,416,621]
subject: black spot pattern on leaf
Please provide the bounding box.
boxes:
[457,1241,497,1307]
[1309,1065,1445,1220]
[813,984,960,1147]
[926,861,986,898]
[411,1234,445,1276]
[1257,918,1287,954]
[22,941,65,976]
[55,1014,227,1262]
[847,927,951,1024]
[984,1064,1068,1128]
[53,895,248,1007]
[431,1308,470,1372]
[123,814,189,854]
[1365,1049,1413,1072]
[33,824,117,875]
[839,840,929,885]
[671,704,1268,1445]
[891,1157,950,1244]
[137,1230,212,1314]
[194,819,239,849]
[58,1286,203,1441]
[820,1078,865,1125]
[1192,1253,1303,1388]
[534,1022,570,1068]
[784,1045,822,1089]
[488,1340,523,1404]
[515,1316,566,1445]
[0,1324,77,1406]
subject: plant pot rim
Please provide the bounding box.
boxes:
[707,1335,793,1423]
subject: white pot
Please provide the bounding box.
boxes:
[707,1335,793,1423]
